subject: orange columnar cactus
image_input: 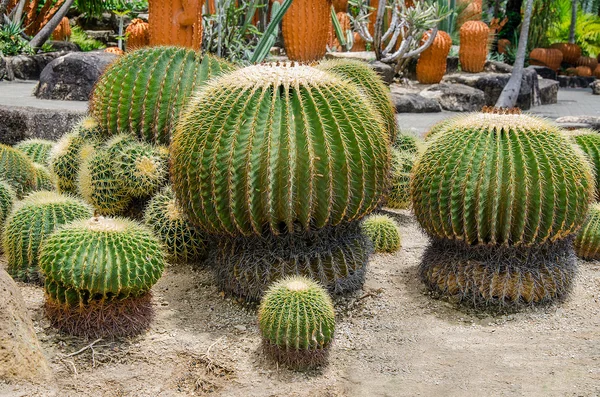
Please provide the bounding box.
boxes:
[456,0,482,28]
[332,0,348,12]
[550,43,581,65]
[368,0,379,35]
[282,0,332,62]
[148,0,205,50]
[529,48,563,71]
[416,30,452,84]
[52,17,71,41]
[126,19,150,50]
[459,21,489,73]
[328,12,351,51]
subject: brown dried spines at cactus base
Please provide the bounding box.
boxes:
[416,30,452,84]
[149,0,204,49]
[575,66,592,77]
[53,17,71,41]
[529,48,563,71]
[328,12,351,51]
[420,238,577,306]
[481,106,522,115]
[126,18,150,50]
[550,43,581,65]
[576,56,598,71]
[282,0,331,61]
[459,21,489,73]
[105,47,124,55]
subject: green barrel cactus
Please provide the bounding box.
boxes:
[258,276,335,369]
[171,63,391,237]
[386,149,415,210]
[78,148,132,215]
[39,217,166,337]
[574,203,600,260]
[361,214,402,253]
[411,113,594,247]
[15,139,55,166]
[74,116,104,141]
[0,144,38,199]
[393,133,420,154]
[212,222,371,300]
[3,191,92,282]
[90,47,235,145]
[49,132,91,194]
[143,187,208,263]
[565,129,600,200]
[114,142,168,197]
[316,59,397,140]
[0,180,15,230]
[32,163,55,192]
[424,114,466,141]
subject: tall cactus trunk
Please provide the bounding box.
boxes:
[281,0,332,61]
[148,0,205,49]
[569,0,577,44]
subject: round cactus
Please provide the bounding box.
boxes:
[74,116,104,141]
[15,139,55,166]
[258,276,335,369]
[0,144,38,199]
[143,187,208,263]
[393,133,420,154]
[125,18,150,50]
[459,21,489,73]
[574,204,600,260]
[420,238,576,305]
[0,180,15,230]
[114,142,168,197]
[529,48,563,71]
[212,222,372,301]
[575,66,592,77]
[386,149,415,210]
[90,47,235,145]
[551,43,581,64]
[32,164,55,192]
[78,148,132,216]
[39,217,166,337]
[316,59,397,140]
[171,63,390,236]
[416,30,452,84]
[411,113,594,246]
[565,129,600,200]
[361,214,401,253]
[3,192,92,282]
[49,132,90,194]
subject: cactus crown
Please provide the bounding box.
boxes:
[361,214,402,253]
[15,139,55,166]
[411,113,594,246]
[171,62,390,236]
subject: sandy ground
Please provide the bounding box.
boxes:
[1,209,600,397]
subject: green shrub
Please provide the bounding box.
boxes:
[361,214,401,253]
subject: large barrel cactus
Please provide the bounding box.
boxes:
[39,217,165,337]
[258,276,335,369]
[0,144,38,198]
[171,62,391,237]
[90,47,234,145]
[412,113,594,306]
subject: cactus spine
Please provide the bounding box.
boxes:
[361,214,401,253]
[113,142,168,197]
[90,47,235,145]
[0,144,38,198]
[416,30,452,84]
[4,192,92,282]
[15,139,55,166]
[281,0,331,61]
[459,21,489,73]
[39,217,165,337]
[258,276,335,369]
[574,204,600,260]
[125,18,150,50]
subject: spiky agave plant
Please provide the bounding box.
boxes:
[574,204,600,260]
[3,192,93,282]
[90,47,235,145]
[143,187,207,263]
[15,139,55,166]
[39,217,165,337]
[565,129,600,200]
[0,144,38,198]
[361,214,402,253]
[258,276,335,369]
[386,149,415,210]
[411,113,594,306]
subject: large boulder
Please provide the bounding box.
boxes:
[558,75,596,88]
[35,51,118,101]
[0,52,66,81]
[390,84,441,113]
[590,80,600,95]
[0,269,52,384]
[539,78,559,104]
[529,65,557,81]
[370,61,394,85]
[420,83,485,112]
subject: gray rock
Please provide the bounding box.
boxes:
[0,57,9,81]
[420,83,485,112]
[0,105,85,145]
[35,51,118,101]
[556,116,600,131]
[559,75,596,88]
[484,61,513,74]
[529,65,557,81]
[84,30,114,44]
[47,40,81,52]
[538,78,559,105]
[590,80,600,95]
[0,269,53,384]
[446,57,459,74]
[370,61,394,85]
[324,51,377,62]
[0,52,66,81]
[393,93,441,113]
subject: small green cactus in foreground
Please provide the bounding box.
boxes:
[0,180,15,229]
[15,139,55,166]
[574,204,600,260]
[386,149,415,210]
[258,276,335,369]
[3,191,92,282]
[0,144,38,198]
[361,214,402,253]
[49,132,90,194]
[144,187,207,263]
[74,116,104,141]
[40,217,166,337]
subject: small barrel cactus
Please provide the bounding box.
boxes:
[459,21,489,73]
[52,17,71,41]
[258,276,335,369]
[143,187,208,263]
[125,18,150,50]
[113,142,168,197]
[3,192,92,282]
[386,149,415,210]
[32,164,55,192]
[15,139,55,166]
[75,116,104,141]
[394,133,420,154]
[49,132,92,194]
[316,59,397,140]
[574,204,600,260]
[0,144,38,199]
[565,129,600,200]
[90,47,235,145]
[0,180,15,230]
[212,222,372,301]
[171,62,390,236]
[361,214,402,253]
[416,30,452,84]
[411,113,594,246]
[39,217,166,337]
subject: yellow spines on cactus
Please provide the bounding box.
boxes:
[459,21,489,73]
[282,0,332,61]
[416,30,452,84]
[361,214,402,253]
[125,18,150,50]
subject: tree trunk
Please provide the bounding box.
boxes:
[495,0,533,109]
[29,0,74,49]
[12,0,25,23]
[569,0,577,44]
